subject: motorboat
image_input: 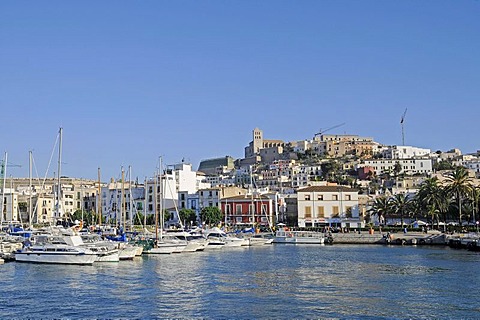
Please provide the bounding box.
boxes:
[80,234,119,262]
[15,235,97,265]
[273,229,325,244]
[204,228,246,247]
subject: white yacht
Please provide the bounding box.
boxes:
[245,233,274,246]
[80,234,119,262]
[274,230,325,244]
[15,235,97,265]
[204,228,247,247]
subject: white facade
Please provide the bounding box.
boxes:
[1,188,19,222]
[101,181,145,225]
[382,145,431,159]
[464,159,480,178]
[360,159,433,176]
[297,186,360,228]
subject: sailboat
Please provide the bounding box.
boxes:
[145,158,187,254]
[243,166,274,246]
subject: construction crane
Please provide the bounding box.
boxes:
[400,108,407,146]
[315,122,346,137]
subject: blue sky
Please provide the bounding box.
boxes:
[1,1,479,181]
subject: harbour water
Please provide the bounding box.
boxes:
[1,245,479,319]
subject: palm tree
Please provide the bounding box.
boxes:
[368,196,392,226]
[417,177,446,229]
[391,193,411,227]
[444,167,473,226]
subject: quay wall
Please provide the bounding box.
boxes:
[331,232,448,245]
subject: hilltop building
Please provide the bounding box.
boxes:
[381,145,431,159]
[198,156,235,176]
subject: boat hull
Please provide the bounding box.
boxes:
[15,252,97,265]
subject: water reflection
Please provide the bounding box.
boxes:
[1,245,479,319]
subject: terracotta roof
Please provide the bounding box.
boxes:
[297,186,358,193]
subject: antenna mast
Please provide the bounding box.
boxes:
[400,108,407,146]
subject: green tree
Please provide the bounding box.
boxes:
[433,160,454,171]
[200,206,223,226]
[368,196,392,226]
[390,193,411,227]
[416,177,447,228]
[179,208,198,227]
[444,167,473,226]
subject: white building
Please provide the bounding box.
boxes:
[359,159,433,176]
[464,159,480,178]
[101,181,145,226]
[297,186,361,228]
[382,145,431,159]
[1,188,19,222]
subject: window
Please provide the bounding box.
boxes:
[305,195,311,201]
[332,195,338,201]
[225,204,231,214]
[345,195,351,201]
[305,206,312,218]
[317,206,324,218]
[317,195,323,201]
[332,206,339,215]
[261,204,267,214]
[236,204,242,214]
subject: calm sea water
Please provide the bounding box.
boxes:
[1,244,479,319]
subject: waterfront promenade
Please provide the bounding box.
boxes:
[331,230,458,245]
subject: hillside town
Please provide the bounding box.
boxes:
[1,127,480,231]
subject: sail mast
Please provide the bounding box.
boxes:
[154,171,158,245]
[1,152,7,225]
[121,167,125,230]
[129,165,133,227]
[250,165,255,229]
[29,151,33,225]
[56,127,63,221]
[143,177,147,229]
[159,157,164,240]
[97,167,102,226]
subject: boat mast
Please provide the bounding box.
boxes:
[129,165,133,227]
[56,127,63,222]
[0,151,8,223]
[154,170,158,245]
[29,151,33,226]
[159,157,164,240]
[143,177,147,229]
[97,167,102,226]
[121,167,126,231]
[250,165,255,230]
[10,175,15,222]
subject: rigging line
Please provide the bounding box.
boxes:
[163,164,185,229]
[42,131,60,188]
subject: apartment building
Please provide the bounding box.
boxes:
[359,158,433,176]
[220,194,273,227]
[297,186,360,228]
[381,145,431,159]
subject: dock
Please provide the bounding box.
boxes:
[331,231,448,245]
